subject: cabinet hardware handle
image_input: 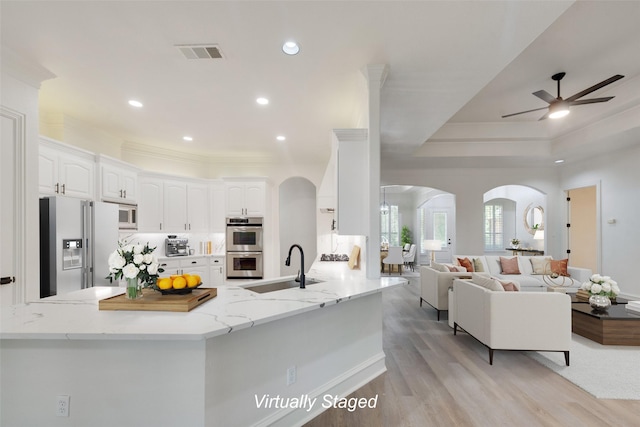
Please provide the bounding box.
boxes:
[119,189,123,197]
[185,224,187,230]
[160,263,167,267]
[1,276,15,285]
[55,183,59,193]
[123,189,127,198]
[62,184,66,194]
[160,223,162,230]
[189,224,191,230]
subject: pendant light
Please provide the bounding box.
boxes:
[380,187,389,215]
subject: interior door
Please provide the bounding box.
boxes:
[1,110,17,305]
[568,186,598,272]
[428,207,455,263]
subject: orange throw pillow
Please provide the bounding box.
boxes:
[550,259,570,277]
[499,257,521,274]
[457,257,474,273]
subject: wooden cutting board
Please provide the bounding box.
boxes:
[99,288,216,312]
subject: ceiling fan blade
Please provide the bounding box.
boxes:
[538,112,550,121]
[565,75,624,102]
[532,90,556,104]
[501,106,548,118]
[569,96,614,106]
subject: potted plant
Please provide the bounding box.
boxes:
[401,226,412,247]
[510,238,520,249]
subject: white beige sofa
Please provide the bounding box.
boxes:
[420,255,590,320]
[453,277,571,365]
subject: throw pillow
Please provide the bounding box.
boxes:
[499,257,521,274]
[530,257,552,275]
[431,261,449,272]
[446,264,467,272]
[492,277,520,292]
[550,259,570,277]
[471,273,504,292]
[472,258,485,272]
[457,257,474,273]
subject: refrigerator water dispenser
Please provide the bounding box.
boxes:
[62,239,83,270]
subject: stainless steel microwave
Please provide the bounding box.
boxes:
[117,203,138,230]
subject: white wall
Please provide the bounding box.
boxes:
[279,177,317,276]
[560,143,640,299]
[383,167,563,258]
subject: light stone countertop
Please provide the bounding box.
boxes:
[0,274,406,341]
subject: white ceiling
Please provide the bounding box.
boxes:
[2,1,639,170]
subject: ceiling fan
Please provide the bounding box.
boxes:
[502,72,624,120]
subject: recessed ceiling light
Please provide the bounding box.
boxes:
[128,100,143,108]
[555,159,565,164]
[276,135,286,141]
[183,136,193,142]
[282,41,300,55]
[256,97,269,105]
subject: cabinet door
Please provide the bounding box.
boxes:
[244,182,266,216]
[209,183,226,232]
[225,183,245,216]
[158,259,181,276]
[121,169,138,202]
[187,184,209,232]
[59,155,94,199]
[181,258,209,284]
[101,165,122,200]
[38,147,59,195]
[138,179,164,232]
[163,181,188,231]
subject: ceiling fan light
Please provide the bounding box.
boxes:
[549,101,570,119]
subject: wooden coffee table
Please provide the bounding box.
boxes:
[571,303,640,345]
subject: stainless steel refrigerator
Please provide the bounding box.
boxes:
[39,196,119,298]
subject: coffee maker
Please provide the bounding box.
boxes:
[165,236,188,257]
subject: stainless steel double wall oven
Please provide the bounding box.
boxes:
[226,217,263,279]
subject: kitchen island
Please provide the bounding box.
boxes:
[1,273,405,426]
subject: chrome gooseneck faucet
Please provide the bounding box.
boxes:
[285,244,305,288]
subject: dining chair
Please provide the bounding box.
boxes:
[403,244,417,271]
[382,246,404,275]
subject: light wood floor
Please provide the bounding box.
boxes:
[305,279,640,427]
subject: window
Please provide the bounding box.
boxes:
[380,205,400,246]
[433,212,447,248]
[484,203,503,251]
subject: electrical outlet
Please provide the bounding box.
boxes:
[56,395,70,417]
[286,365,296,386]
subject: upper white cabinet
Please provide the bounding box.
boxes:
[39,137,95,199]
[138,177,164,232]
[138,174,209,232]
[98,156,138,203]
[209,181,226,232]
[335,129,368,236]
[225,180,266,217]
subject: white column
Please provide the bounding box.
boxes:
[361,64,389,279]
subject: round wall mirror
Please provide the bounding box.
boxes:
[523,204,544,235]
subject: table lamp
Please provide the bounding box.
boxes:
[423,240,441,265]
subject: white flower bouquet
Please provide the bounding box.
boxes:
[107,241,164,298]
[581,274,620,298]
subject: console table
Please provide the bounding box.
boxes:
[571,303,640,345]
[506,248,544,256]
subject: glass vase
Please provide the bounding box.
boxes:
[126,277,143,300]
[589,294,611,312]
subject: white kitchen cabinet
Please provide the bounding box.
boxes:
[138,177,164,232]
[159,257,209,285]
[209,181,226,232]
[139,175,209,232]
[224,180,266,216]
[209,256,224,287]
[39,138,95,199]
[99,159,138,203]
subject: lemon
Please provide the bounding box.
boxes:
[172,276,187,289]
[157,277,172,290]
[186,276,199,288]
[192,274,201,284]
[170,275,181,280]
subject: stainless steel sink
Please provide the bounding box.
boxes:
[245,279,323,294]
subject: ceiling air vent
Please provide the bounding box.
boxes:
[176,44,224,60]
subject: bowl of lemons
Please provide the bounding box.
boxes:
[154,274,202,295]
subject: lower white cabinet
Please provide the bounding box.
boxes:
[158,257,209,285]
[209,256,224,287]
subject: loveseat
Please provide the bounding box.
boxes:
[420,255,591,320]
[452,276,571,365]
